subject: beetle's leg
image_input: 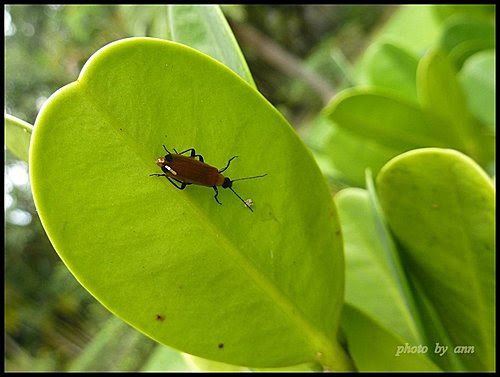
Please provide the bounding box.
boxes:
[177,148,204,162]
[213,186,222,205]
[150,173,187,190]
[167,177,189,190]
[177,148,196,155]
[219,156,238,173]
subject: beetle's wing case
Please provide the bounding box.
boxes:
[166,154,224,187]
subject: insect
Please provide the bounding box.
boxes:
[150,145,267,212]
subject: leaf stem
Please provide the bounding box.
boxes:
[316,336,356,371]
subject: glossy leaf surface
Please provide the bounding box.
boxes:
[376,148,495,371]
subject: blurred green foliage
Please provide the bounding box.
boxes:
[303,4,495,188]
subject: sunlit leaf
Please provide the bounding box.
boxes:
[30,37,347,369]
[377,148,495,371]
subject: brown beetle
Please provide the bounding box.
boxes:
[150,145,266,212]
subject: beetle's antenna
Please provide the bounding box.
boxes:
[227,174,267,212]
[228,186,254,212]
[231,174,268,182]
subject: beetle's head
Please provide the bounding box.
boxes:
[222,177,232,188]
[155,157,166,167]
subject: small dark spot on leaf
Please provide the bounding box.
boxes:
[155,314,165,321]
[335,229,341,236]
[218,343,224,349]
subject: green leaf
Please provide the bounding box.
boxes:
[439,18,495,69]
[335,187,421,345]
[30,37,347,369]
[341,304,441,372]
[459,50,495,129]
[5,114,33,162]
[363,42,419,103]
[326,89,446,150]
[325,125,399,187]
[353,5,440,85]
[376,148,495,371]
[325,50,494,186]
[361,5,440,57]
[416,49,493,166]
[299,114,348,184]
[167,5,255,88]
[323,88,452,186]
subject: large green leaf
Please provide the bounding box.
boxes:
[5,114,33,162]
[30,37,347,369]
[376,148,495,371]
